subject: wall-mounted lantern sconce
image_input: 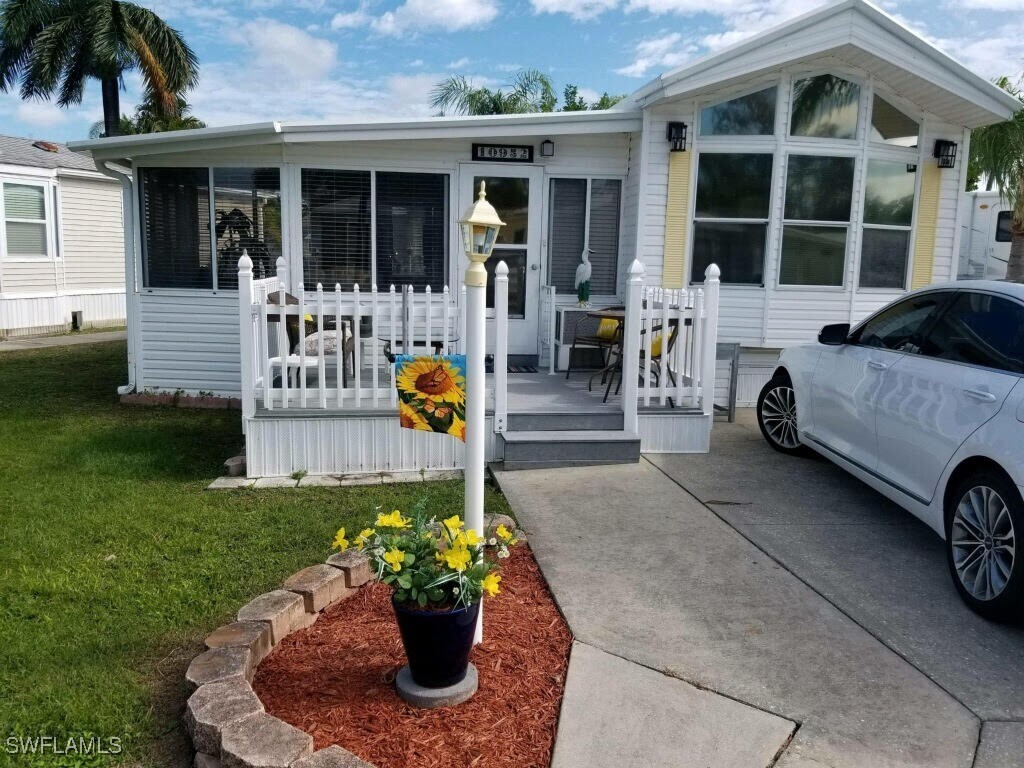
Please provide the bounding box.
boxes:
[933,140,958,169]
[906,163,918,173]
[666,121,688,152]
[540,139,555,158]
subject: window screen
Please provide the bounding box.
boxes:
[376,172,448,290]
[301,169,371,291]
[140,168,212,289]
[3,183,49,257]
[547,178,621,295]
[213,168,281,289]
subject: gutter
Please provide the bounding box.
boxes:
[96,159,138,396]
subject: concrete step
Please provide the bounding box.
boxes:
[506,411,624,432]
[499,429,641,470]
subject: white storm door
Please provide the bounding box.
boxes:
[459,165,542,356]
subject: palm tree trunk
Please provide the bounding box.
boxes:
[101,77,121,137]
[1007,230,1024,282]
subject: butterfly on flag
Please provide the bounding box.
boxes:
[394,355,467,441]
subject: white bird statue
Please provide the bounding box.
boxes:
[575,248,593,306]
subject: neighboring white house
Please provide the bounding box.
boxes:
[0,135,125,338]
[67,0,1020,475]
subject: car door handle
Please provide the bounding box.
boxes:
[964,388,997,403]
[866,360,890,370]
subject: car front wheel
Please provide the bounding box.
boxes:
[946,469,1024,623]
[756,374,807,455]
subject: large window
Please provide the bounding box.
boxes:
[691,153,773,284]
[790,74,860,140]
[699,86,777,136]
[301,169,371,291]
[376,172,448,291]
[859,159,916,288]
[3,183,50,258]
[779,155,855,286]
[548,177,621,296]
[141,167,281,289]
[870,96,919,148]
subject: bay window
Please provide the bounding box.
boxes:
[547,177,622,296]
[3,183,50,259]
[779,155,855,286]
[691,153,773,284]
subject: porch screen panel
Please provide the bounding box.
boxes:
[301,169,371,291]
[140,168,212,289]
[375,172,448,291]
[213,168,282,289]
[547,178,620,295]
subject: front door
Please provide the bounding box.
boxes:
[459,164,542,357]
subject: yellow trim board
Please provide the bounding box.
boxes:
[662,151,692,288]
[911,161,941,290]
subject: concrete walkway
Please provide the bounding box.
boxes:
[0,329,125,352]
[493,460,980,768]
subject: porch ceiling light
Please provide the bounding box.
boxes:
[459,181,506,268]
[934,139,958,169]
[666,121,688,152]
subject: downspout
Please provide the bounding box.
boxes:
[97,159,138,395]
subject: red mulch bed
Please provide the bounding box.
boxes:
[254,544,573,768]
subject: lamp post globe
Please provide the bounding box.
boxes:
[459,180,506,285]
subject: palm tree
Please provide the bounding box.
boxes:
[971,76,1024,282]
[87,94,204,138]
[431,68,557,116]
[0,0,198,137]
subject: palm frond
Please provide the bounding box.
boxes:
[430,75,477,115]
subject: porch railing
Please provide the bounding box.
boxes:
[238,254,462,417]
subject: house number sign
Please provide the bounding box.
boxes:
[471,143,534,163]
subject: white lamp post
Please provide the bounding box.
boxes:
[459,180,505,644]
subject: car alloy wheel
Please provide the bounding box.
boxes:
[951,485,1016,602]
[759,383,801,450]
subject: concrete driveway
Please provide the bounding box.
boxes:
[647,411,1024,758]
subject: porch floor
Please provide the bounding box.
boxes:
[506,371,621,414]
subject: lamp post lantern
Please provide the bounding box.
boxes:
[459,180,505,643]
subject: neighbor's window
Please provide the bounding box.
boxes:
[859,159,916,288]
[301,169,372,291]
[548,177,621,296]
[790,74,861,140]
[996,211,1013,243]
[779,154,855,286]
[213,168,282,290]
[691,153,773,284]
[699,86,777,136]
[3,183,50,258]
[376,172,449,291]
[140,168,212,289]
[870,96,919,148]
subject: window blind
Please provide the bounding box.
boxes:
[548,178,620,295]
[301,169,371,290]
[375,172,448,290]
[587,179,620,295]
[140,168,212,289]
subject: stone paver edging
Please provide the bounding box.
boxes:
[184,513,518,768]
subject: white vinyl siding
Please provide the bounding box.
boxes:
[59,177,125,292]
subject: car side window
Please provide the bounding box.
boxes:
[851,293,947,353]
[918,292,1024,373]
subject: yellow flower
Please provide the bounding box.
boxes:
[460,528,483,547]
[449,413,466,441]
[496,524,513,542]
[398,400,432,431]
[376,510,412,529]
[383,548,405,573]
[482,572,501,597]
[443,545,472,572]
[354,528,374,547]
[332,528,349,551]
[443,514,463,531]
[396,357,466,406]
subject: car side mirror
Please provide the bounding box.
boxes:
[818,323,851,346]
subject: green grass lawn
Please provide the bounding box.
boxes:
[0,342,511,767]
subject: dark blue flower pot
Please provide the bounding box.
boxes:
[392,596,480,688]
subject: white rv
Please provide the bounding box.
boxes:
[958,190,1012,279]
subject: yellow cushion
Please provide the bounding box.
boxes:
[595,318,618,340]
[650,333,663,359]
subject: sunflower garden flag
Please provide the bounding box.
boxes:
[394,355,467,441]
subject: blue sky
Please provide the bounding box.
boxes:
[1,0,1022,142]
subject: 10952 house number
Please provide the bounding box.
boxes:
[472,143,534,162]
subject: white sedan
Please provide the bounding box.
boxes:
[757,281,1024,621]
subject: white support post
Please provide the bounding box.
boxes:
[464,267,487,646]
[276,256,288,293]
[494,261,509,434]
[237,251,256,421]
[458,285,467,354]
[700,264,721,417]
[353,284,362,405]
[621,260,645,435]
[547,286,557,376]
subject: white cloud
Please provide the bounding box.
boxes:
[447,57,471,69]
[372,0,500,35]
[935,28,1024,80]
[957,0,1024,7]
[331,6,372,29]
[229,19,337,80]
[409,59,425,67]
[615,32,696,77]
[13,100,72,129]
[530,0,618,21]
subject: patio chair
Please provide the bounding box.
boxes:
[604,321,681,405]
[565,309,623,380]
